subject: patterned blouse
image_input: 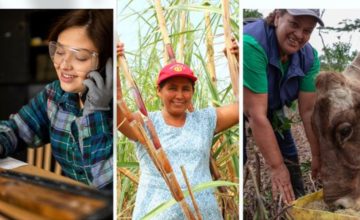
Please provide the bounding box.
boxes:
[133,107,222,220]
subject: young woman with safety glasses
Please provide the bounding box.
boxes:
[0,10,113,190]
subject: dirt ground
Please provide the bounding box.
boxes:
[243,110,323,219]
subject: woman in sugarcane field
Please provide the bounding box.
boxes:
[0,10,113,190]
[243,9,323,204]
[117,40,239,219]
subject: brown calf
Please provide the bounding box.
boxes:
[312,53,360,210]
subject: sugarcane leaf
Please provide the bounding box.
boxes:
[141,180,238,220]
[117,161,139,168]
[169,4,222,16]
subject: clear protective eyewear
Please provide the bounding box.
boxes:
[49,41,99,73]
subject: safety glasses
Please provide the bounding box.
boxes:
[48,41,99,73]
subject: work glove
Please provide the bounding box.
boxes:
[82,58,113,115]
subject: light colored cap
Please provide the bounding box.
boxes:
[286,9,324,26]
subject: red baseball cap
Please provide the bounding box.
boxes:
[157,62,197,85]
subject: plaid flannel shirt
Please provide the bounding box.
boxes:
[0,80,113,189]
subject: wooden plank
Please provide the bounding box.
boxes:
[0,200,47,220]
[0,175,105,220]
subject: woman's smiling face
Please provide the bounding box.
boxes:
[53,26,98,94]
[157,76,194,117]
[274,12,317,55]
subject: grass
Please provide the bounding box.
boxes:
[116,0,239,219]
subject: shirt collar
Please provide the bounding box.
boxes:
[58,91,80,114]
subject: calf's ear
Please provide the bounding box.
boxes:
[343,52,360,82]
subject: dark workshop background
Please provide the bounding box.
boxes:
[0,9,71,161]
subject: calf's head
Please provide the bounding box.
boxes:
[312,54,360,210]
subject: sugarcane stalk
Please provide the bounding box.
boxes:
[205,8,225,192]
[226,159,236,183]
[221,0,239,98]
[205,11,217,89]
[117,96,169,185]
[118,57,148,116]
[118,56,171,178]
[210,153,238,216]
[209,152,227,193]
[154,0,176,64]
[117,55,166,181]
[117,101,146,145]
[209,138,226,192]
[118,167,139,185]
[205,6,226,190]
[178,0,187,63]
[205,9,238,217]
[117,54,196,220]
[181,166,203,220]
[145,120,173,172]
[117,101,162,175]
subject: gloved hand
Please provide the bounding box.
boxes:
[82,58,113,115]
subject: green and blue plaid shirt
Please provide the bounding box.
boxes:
[0,80,113,189]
